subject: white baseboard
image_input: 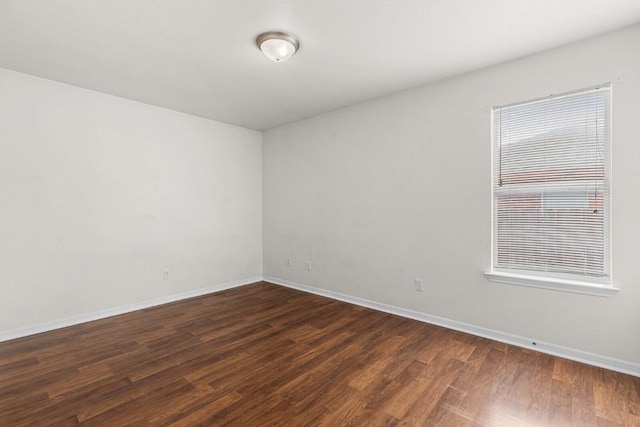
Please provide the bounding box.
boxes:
[5,275,638,378]
[0,276,262,343]
[265,276,640,378]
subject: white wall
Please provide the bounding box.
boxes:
[264,24,640,365]
[0,68,262,334]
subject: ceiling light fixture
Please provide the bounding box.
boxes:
[256,31,300,63]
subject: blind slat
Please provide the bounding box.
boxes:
[492,85,611,281]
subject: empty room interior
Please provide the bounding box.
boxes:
[2,1,640,425]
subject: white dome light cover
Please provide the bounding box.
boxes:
[256,31,300,62]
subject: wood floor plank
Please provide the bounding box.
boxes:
[549,378,574,426]
[0,281,638,426]
[167,391,244,427]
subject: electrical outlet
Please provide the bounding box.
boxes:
[306,261,312,271]
[163,269,171,280]
[287,258,292,267]
[415,278,423,292]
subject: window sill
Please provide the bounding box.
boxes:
[484,271,618,297]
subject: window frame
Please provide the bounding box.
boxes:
[484,84,617,296]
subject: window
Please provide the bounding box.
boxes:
[485,84,616,295]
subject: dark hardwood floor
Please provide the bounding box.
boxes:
[1,281,638,426]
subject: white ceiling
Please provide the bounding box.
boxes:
[1,1,639,131]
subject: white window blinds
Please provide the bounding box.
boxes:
[492,84,611,283]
